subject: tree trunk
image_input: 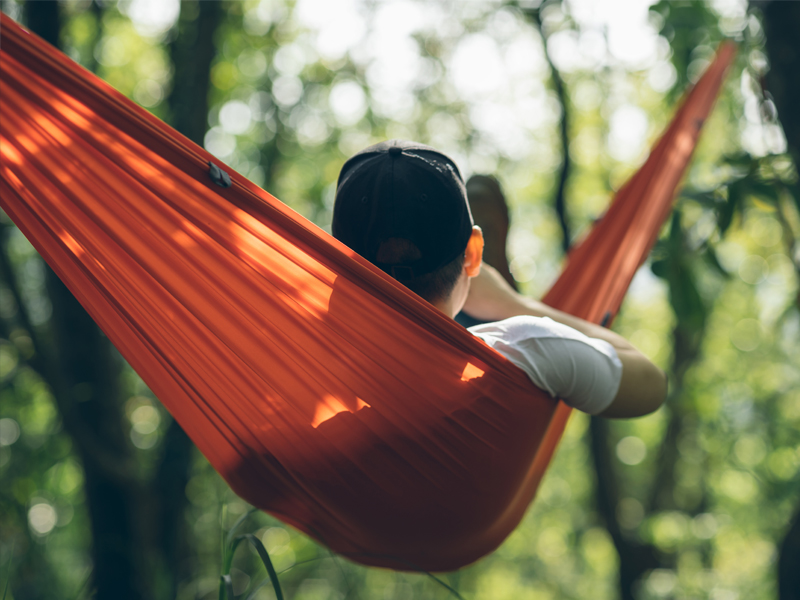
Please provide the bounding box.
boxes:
[779,507,800,600]
[761,4,800,598]
[762,1,800,167]
[46,272,141,600]
[21,1,224,597]
[168,0,223,146]
[522,5,573,254]
[589,418,660,600]
[156,3,223,597]
[23,3,142,599]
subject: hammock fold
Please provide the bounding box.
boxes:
[0,14,735,571]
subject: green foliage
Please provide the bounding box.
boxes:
[2,543,12,600]
[651,210,709,337]
[650,1,723,97]
[216,508,286,600]
[218,510,285,600]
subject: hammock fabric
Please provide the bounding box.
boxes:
[0,14,735,571]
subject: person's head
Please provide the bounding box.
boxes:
[332,140,484,317]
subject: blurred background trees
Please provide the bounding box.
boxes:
[0,1,798,599]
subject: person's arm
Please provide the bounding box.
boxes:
[463,264,667,418]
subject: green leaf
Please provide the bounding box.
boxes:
[723,152,756,169]
[223,536,246,575]
[703,245,731,278]
[746,180,781,204]
[679,190,719,208]
[787,182,800,216]
[653,211,708,332]
[668,210,683,245]
[219,536,246,600]
[2,543,12,600]
[220,574,235,600]
[420,572,466,600]
[719,180,744,234]
[244,577,276,600]
[225,507,259,549]
[669,265,707,333]
[651,258,669,279]
[239,534,284,600]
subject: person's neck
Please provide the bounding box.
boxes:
[430,295,458,319]
[429,272,470,319]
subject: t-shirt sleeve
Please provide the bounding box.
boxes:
[469,316,623,415]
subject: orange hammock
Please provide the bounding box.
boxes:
[0,14,735,571]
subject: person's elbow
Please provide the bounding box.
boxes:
[600,349,668,418]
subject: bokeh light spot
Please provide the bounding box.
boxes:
[730,318,762,351]
[131,405,160,435]
[329,81,367,126]
[220,100,253,135]
[738,255,768,284]
[608,105,648,162]
[272,76,304,108]
[28,502,57,535]
[691,513,718,539]
[734,436,767,466]
[616,436,647,465]
[0,418,20,446]
[133,79,163,108]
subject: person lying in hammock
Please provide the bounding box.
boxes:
[332,140,667,418]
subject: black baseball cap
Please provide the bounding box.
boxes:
[332,140,474,279]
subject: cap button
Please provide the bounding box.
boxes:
[388,146,402,157]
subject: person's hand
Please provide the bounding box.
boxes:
[462,263,525,321]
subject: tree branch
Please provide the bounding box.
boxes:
[522,5,573,254]
[590,417,660,600]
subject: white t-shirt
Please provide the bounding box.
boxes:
[469,316,623,415]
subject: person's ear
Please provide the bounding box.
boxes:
[464,226,484,277]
